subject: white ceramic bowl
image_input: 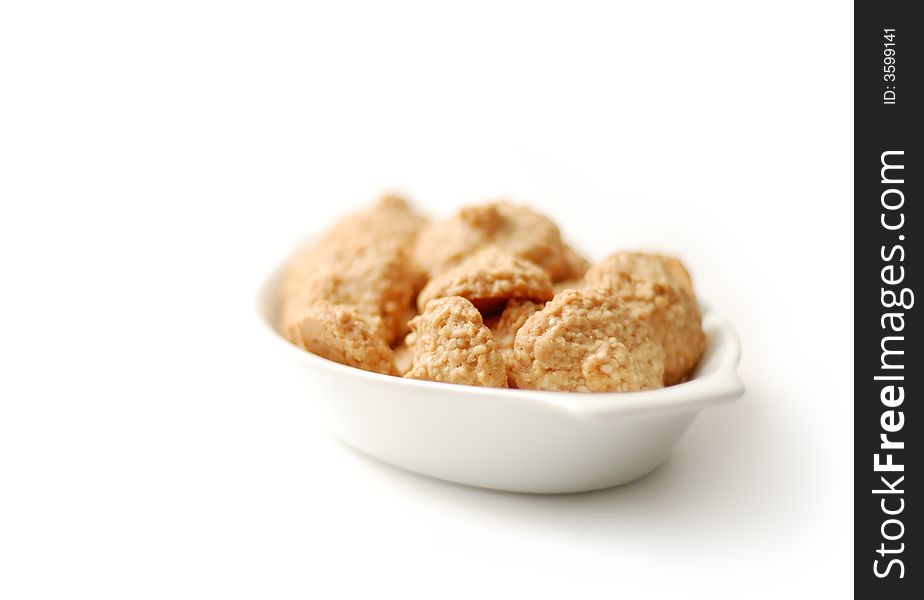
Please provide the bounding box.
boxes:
[257,267,744,494]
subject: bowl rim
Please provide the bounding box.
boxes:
[256,263,744,420]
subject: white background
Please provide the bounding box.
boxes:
[1,1,853,598]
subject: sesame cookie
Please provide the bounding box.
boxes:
[284,301,397,375]
[414,202,586,281]
[318,194,428,248]
[416,247,554,313]
[280,237,423,345]
[585,252,704,384]
[404,296,507,388]
[585,251,693,293]
[280,196,427,344]
[488,299,544,387]
[512,289,664,392]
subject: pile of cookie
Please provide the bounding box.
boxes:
[280,196,705,392]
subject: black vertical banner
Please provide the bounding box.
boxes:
[855,1,921,596]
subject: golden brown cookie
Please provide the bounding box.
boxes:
[318,194,428,248]
[280,196,427,344]
[284,301,397,375]
[404,296,507,387]
[488,299,544,387]
[552,277,585,295]
[414,201,585,281]
[585,251,693,293]
[512,289,664,392]
[584,252,704,384]
[280,236,423,346]
[416,247,554,313]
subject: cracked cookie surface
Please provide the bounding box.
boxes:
[404,296,507,387]
[416,247,554,313]
[512,289,664,392]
